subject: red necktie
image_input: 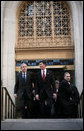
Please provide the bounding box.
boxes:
[43,70,45,80]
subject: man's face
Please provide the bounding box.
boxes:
[21,63,27,72]
[39,62,46,70]
[64,73,70,82]
[56,83,59,89]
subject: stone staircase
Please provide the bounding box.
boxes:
[1,118,83,130]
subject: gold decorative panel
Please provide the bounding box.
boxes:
[16,1,73,49]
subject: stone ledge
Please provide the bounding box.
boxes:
[1,118,83,130]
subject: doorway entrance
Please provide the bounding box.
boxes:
[15,58,75,118]
[50,68,75,84]
[15,67,75,118]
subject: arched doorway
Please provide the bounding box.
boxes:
[15,1,74,71]
[15,1,75,118]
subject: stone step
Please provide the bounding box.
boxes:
[1,118,83,130]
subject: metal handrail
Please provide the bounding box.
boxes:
[1,87,15,121]
[1,87,83,119]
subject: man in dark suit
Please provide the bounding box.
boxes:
[35,61,56,118]
[58,72,79,118]
[14,63,33,118]
[53,80,61,118]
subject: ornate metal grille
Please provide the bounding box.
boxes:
[16,1,73,48]
[19,1,34,37]
[36,1,51,36]
[53,1,70,35]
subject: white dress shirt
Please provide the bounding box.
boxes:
[41,69,47,77]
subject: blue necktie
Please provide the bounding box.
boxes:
[23,73,26,83]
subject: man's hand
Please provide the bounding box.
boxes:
[14,94,18,98]
[35,94,39,100]
[53,93,57,99]
[25,106,27,109]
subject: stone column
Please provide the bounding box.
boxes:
[2,2,17,102]
[1,1,6,86]
[68,1,83,95]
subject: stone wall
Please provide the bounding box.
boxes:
[1,1,83,103]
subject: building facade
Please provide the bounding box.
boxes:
[1,1,83,103]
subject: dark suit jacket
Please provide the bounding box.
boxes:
[58,79,79,117]
[58,79,79,103]
[35,69,56,101]
[14,71,33,108]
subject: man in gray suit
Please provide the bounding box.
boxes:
[14,63,33,118]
